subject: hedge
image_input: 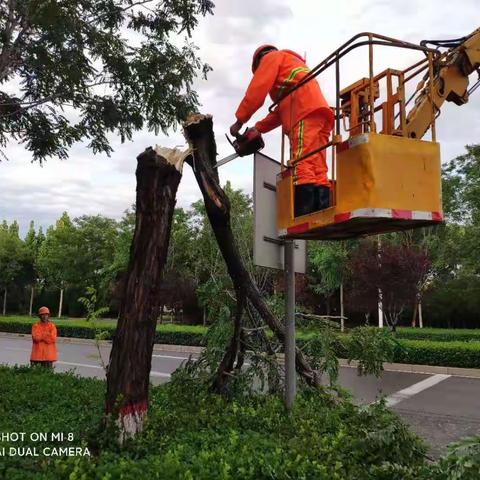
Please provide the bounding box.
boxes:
[2,365,479,479]
[0,316,206,346]
[0,365,431,479]
[397,327,480,343]
[2,317,480,369]
[393,339,480,369]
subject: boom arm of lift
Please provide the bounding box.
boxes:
[405,28,480,140]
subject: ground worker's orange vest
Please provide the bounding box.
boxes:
[236,49,334,135]
[31,321,57,361]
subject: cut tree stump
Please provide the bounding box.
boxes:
[105,145,189,440]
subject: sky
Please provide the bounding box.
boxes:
[1,0,479,236]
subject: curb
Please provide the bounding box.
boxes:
[2,331,479,378]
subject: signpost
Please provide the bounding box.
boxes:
[253,152,306,410]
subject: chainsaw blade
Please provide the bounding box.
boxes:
[214,152,239,169]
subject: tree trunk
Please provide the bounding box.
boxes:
[418,300,423,328]
[29,286,34,317]
[340,282,344,332]
[411,300,418,328]
[183,114,319,389]
[2,288,6,316]
[58,287,64,318]
[377,288,383,328]
[105,146,186,440]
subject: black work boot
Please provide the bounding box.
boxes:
[316,185,331,210]
[294,184,317,217]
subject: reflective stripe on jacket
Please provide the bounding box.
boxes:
[235,49,334,135]
[31,321,57,362]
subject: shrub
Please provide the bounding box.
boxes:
[394,340,480,368]
[0,365,429,479]
[0,316,206,345]
[397,327,480,343]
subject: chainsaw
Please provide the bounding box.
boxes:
[214,128,265,169]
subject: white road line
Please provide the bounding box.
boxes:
[149,371,171,378]
[385,374,451,407]
[57,361,103,369]
[56,361,171,378]
[152,354,191,360]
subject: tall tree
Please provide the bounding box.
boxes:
[0,220,27,314]
[345,240,431,331]
[37,212,78,317]
[74,214,119,303]
[0,0,214,161]
[307,240,355,330]
[24,221,47,315]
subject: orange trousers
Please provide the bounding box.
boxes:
[290,110,332,187]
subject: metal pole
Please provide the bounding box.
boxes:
[377,236,383,328]
[340,282,345,332]
[284,240,296,411]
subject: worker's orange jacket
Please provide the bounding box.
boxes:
[235,49,334,135]
[31,321,57,362]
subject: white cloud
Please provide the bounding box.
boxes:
[1,1,479,235]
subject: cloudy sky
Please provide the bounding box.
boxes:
[2,0,479,236]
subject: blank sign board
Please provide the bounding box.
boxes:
[253,152,306,273]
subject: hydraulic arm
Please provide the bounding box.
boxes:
[406,28,480,139]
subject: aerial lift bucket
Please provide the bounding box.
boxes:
[277,133,443,240]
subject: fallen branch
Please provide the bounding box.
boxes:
[183,114,320,388]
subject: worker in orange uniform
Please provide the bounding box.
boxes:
[231,45,334,217]
[30,306,57,368]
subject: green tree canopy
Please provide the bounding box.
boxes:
[0,0,214,161]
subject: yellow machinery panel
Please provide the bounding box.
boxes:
[277,133,443,240]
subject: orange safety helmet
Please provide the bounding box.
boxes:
[38,306,50,315]
[252,44,278,73]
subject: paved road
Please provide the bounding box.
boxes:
[1,335,479,456]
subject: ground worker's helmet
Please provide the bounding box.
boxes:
[38,306,50,315]
[252,44,278,73]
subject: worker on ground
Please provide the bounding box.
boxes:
[231,45,334,217]
[30,306,57,368]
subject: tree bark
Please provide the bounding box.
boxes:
[2,288,6,315]
[58,287,64,318]
[105,145,187,440]
[411,300,418,328]
[418,300,423,328]
[183,114,319,388]
[29,285,34,317]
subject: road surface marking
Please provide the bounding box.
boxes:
[149,371,172,378]
[152,354,191,360]
[57,361,103,369]
[56,361,171,378]
[385,374,451,407]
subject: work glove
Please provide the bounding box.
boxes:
[229,119,243,137]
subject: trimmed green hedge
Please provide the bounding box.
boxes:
[394,339,480,369]
[397,327,480,343]
[0,316,206,346]
[0,365,431,479]
[2,317,480,369]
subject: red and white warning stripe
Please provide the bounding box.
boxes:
[333,208,443,223]
[336,133,370,153]
[278,208,442,237]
